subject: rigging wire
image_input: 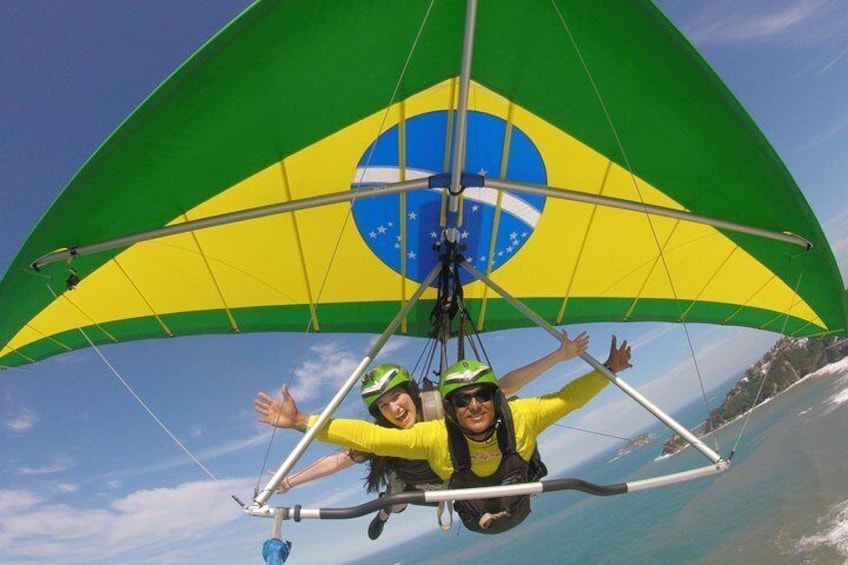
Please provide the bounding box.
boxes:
[549,1,713,424]
[551,422,639,443]
[254,314,317,493]
[254,0,437,491]
[307,0,436,313]
[45,284,220,483]
[306,0,437,310]
[411,334,439,384]
[728,271,805,458]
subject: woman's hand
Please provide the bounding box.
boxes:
[254,384,308,431]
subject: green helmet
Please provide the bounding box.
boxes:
[361,364,413,411]
[439,359,497,400]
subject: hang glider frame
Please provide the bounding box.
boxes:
[243,250,729,522]
[243,0,729,527]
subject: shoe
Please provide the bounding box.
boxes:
[368,512,388,540]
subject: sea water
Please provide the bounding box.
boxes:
[347,360,848,564]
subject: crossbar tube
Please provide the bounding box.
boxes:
[486,177,811,249]
[31,178,430,270]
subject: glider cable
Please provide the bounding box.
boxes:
[254,1,437,491]
[550,0,714,425]
[728,271,805,459]
[254,314,318,495]
[45,283,219,483]
[294,0,436,318]
[552,422,641,443]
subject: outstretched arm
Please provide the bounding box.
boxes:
[254,385,430,460]
[498,330,589,395]
[274,450,359,493]
[525,335,633,432]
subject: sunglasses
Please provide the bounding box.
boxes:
[450,387,495,408]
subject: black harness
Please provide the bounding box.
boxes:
[445,393,547,534]
[393,458,443,489]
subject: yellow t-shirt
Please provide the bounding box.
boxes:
[311,370,608,481]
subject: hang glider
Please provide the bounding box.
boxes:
[1,1,845,370]
[2,0,847,558]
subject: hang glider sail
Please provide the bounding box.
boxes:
[1,1,846,371]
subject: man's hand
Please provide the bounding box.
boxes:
[254,384,308,431]
[604,335,632,373]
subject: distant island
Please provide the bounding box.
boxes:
[661,334,848,457]
[609,433,653,462]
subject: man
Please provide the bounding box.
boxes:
[254,336,631,534]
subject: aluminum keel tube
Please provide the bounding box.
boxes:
[444,0,479,242]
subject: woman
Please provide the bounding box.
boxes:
[270,330,589,540]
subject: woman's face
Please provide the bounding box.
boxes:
[375,386,418,429]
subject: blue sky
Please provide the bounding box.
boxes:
[2,2,847,564]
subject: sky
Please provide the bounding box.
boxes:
[1,1,848,564]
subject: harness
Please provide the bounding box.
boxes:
[445,392,547,534]
[383,238,547,531]
[393,458,442,489]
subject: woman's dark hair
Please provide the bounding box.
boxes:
[363,381,422,493]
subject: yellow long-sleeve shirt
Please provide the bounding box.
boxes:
[310,370,608,481]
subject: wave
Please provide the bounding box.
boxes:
[793,497,848,559]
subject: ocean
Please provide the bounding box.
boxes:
[346,359,848,564]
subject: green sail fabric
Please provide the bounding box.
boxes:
[1,1,845,368]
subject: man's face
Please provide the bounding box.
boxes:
[450,384,496,436]
[375,386,418,429]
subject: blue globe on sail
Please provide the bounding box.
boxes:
[351,111,546,285]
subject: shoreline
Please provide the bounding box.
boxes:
[656,357,848,460]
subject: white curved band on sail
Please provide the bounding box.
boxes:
[353,167,541,228]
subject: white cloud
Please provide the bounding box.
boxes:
[618,329,774,410]
[824,208,848,232]
[2,407,38,432]
[194,429,269,461]
[290,341,363,401]
[54,483,79,494]
[0,478,248,564]
[100,428,271,481]
[0,489,45,513]
[795,115,848,152]
[822,209,848,279]
[680,1,833,46]
[15,459,76,476]
[628,324,679,350]
[369,334,409,358]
